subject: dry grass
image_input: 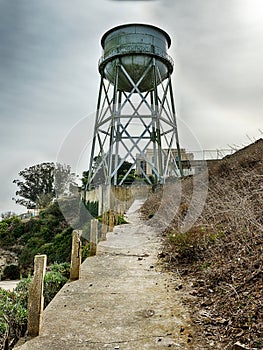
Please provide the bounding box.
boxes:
[141,138,263,349]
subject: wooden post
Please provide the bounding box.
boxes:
[90,219,98,256]
[28,254,47,337]
[109,210,115,231]
[70,230,82,281]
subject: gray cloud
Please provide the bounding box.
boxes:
[0,0,262,213]
[0,0,147,213]
[148,0,263,129]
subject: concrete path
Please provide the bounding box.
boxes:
[0,280,19,291]
[16,200,194,350]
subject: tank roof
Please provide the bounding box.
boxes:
[101,23,171,49]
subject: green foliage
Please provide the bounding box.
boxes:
[13,162,77,209]
[39,200,65,222]
[168,227,226,262]
[48,262,70,279]
[117,161,136,185]
[0,221,9,240]
[85,201,98,218]
[13,162,55,209]
[15,263,70,309]
[38,227,73,265]
[0,201,72,276]
[115,215,128,225]
[43,270,68,307]
[0,263,70,348]
[14,277,32,309]
[0,288,28,349]
[0,217,24,248]
[169,228,207,262]
[82,242,91,261]
[81,170,89,189]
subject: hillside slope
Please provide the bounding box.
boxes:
[0,202,72,278]
[141,139,263,349]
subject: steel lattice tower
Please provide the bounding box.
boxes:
[87,24,182,188]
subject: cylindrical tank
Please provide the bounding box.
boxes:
[99,23,174,92]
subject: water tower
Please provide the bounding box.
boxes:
[87,23,183,188]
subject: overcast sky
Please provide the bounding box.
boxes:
[0,0,262,214]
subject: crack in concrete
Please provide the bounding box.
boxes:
[81,334,174,345]
[105,252,150,257]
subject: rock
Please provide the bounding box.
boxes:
[233,341,250,350]
[175,283,183,290]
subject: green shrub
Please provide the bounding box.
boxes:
[82,242,91,261]
[0,262,70,348]
[51,227,73,263]
[18,246,39,272]
[48,262,70,279]
[14,277,32,309]
[2,265,20,280]
[85,201,98,218]
[43,271,68,307]
[14,262,70,311]
[0,222,8,240]
[0,201,72,274]
[169,227,208,262]
[0,288,28,349]
[168,226,225,262]
[116,215,128,225]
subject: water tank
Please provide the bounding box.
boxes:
[99,23,174,92]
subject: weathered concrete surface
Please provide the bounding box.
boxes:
[16,200,195,349]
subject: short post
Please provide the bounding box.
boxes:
[70,230,82,281]
[28,254,47,337]
[109,210,115,231]
[101,212,108,240]
[90,219,98,256]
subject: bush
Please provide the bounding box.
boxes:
[0,262,70,348]
[168,226,220,262]
[85,201,98,218]
[14,277,32,309]
[43,271,68,307]
[82,242,91,261]
[48,262,70,279]
[0,288,28,349]
[115,215,128,225]
[2,265,20,280]
[15,262,70,309]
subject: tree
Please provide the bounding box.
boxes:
[54,163,78,198]
[117,161,136,185]
[81,159,136,188]
[13,162,78,209]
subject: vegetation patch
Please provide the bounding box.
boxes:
[141,139,263,349]
[0,262,70,350]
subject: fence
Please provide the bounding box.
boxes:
[27,184,150,336]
